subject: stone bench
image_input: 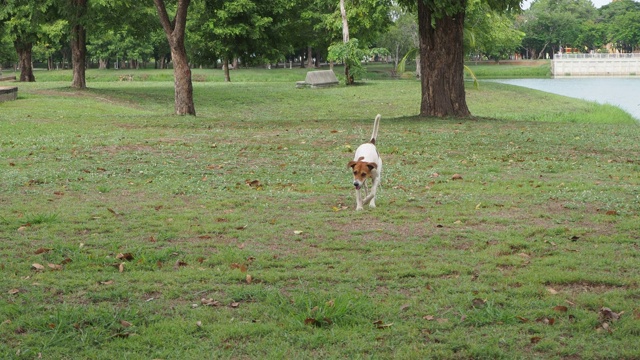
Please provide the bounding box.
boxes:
[0,86,18,102]
[296,70,339,88]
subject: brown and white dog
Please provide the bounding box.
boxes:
[347,114,382,211]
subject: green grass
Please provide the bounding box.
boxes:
[466,60,552,79]
[1,68,639,359]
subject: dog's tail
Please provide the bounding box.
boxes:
[370,114,381,145]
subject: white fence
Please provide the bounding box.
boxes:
[553,53,640,77]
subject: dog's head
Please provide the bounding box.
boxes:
[348,156,377,190]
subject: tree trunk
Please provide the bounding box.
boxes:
[223,57,231,82]
[70,0,87,89]
[417,1,470,117]
[171,44,195,115]
[307,46,313,68]
[154,0,196,116]
[339,0,354,85]
[14,41,35,82]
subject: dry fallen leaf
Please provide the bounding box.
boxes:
[375,322,394,329]
[536,317,555,325]
[100,280,114,285]
[118,263,125,273]
[201,298,221,307]
[173,260,188,269]
[116,253,134,261]
[31,263,45,271]
[423,315,435,321]
[546,287,559,295]
[451,174,463,180]
[246,274,252,284]
[107,208,121,216]
[553,305,568,312]
[531,336,542,344]
[305,318,321,326]
[8,289,20,295]
[120,320,132,328]
[48,263,63,271]
[34,247,52,255]
[599,307,621,321]
[230,302,240,308]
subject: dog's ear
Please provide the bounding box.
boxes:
[367,162,377,170]
[348,161,357,169]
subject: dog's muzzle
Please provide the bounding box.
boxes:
[353,181,362,190]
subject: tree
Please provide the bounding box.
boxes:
[193,0,297,81]
[376,7,418,69]
[0,30,18,66]
[0,0,56,82]
[397,0,520,118]
[599,0,640,52]
[154,0,196,116]
[467,0,524,61]
[86,3,157,69]
[517,0,595,58]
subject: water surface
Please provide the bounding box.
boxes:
[492,78,640,121]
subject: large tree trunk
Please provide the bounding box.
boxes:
[171,44,195,115]
[417,1,470,117]
[70,0,87,89]
[154,0,196,116]
[14,41,35,82]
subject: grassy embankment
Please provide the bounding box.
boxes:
[1,64,638,359]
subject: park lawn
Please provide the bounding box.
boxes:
[0,71,639,359]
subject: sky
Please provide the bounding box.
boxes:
[521,0,615,9]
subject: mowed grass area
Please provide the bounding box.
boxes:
[1,67,639,359]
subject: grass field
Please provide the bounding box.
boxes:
[1,66,639,359]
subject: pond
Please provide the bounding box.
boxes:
[491,78,640,122]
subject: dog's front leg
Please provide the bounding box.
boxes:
[363,177,379,208]
[355,188,364,211]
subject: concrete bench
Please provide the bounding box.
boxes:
[296,70,339,88]
[0,86,18,102]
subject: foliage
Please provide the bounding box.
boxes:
[515,0,640,57]
[466,0,524,61]
[327,38,386,83]
[375,6,418,66]
[0,30,17,65]
[598,0,640,52]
